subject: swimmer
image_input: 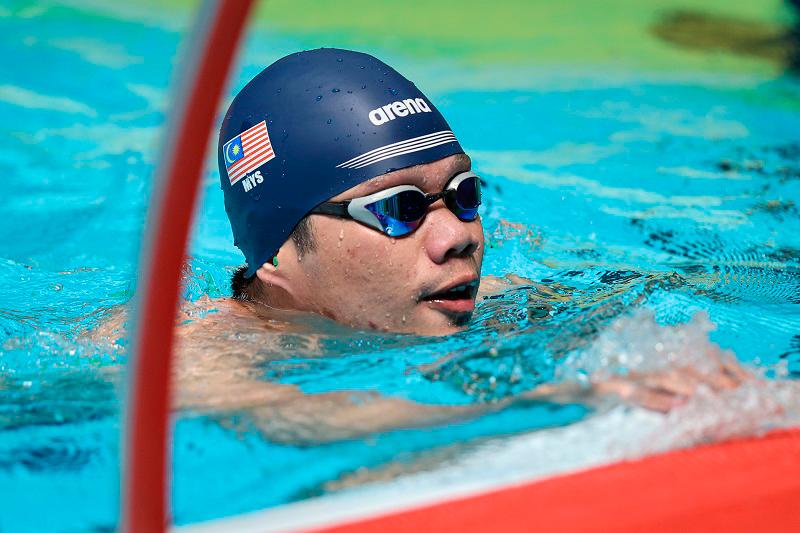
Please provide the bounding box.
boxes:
[96,49,752,445]
[219,48,482,336]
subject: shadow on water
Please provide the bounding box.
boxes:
[651,1,800,73]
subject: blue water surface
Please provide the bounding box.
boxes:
[1,3,799,532]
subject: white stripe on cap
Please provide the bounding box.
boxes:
[336,130,458,170]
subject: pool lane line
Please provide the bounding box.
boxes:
[121,1,255,532]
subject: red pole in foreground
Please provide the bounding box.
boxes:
[121,1,254,531]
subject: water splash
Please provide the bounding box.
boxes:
[556,309,800,454]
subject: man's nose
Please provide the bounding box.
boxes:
[422,203,480,265]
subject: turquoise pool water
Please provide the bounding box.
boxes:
[1,3,800,532]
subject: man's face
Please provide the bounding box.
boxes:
[292,154,484,336]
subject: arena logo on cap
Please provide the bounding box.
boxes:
[368,98,431,126]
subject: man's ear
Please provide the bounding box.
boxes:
[254,250,301,309]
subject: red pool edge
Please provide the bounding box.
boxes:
[303,428,800,533]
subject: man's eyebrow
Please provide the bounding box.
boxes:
[451,155,472,174]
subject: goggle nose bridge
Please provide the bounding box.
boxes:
[421,189,450,207]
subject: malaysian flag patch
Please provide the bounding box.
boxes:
[223,121,275,185]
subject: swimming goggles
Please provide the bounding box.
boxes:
[311,171,482,237]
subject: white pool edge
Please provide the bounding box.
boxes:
[168,407,643,533]
[169,467,557,533]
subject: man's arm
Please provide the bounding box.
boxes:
[90,297,752,446]
[175,333,751,446]
[477,273,538,299]
[181,358,752,446]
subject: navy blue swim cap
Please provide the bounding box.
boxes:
[218,48,464,277]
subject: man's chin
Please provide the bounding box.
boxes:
[412,307,473,336]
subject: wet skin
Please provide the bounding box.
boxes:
[254,154,484,336]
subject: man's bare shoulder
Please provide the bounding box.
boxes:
[185,297,355,336]
[179,296,280,334]
[89,294,353,350]
[88,296,280,345]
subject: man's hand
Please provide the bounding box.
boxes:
[594,357,753,412]
[518,352,753,413]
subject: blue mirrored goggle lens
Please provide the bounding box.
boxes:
[365,191,425,236]
[364,176,482,236]
[449,176,481,221]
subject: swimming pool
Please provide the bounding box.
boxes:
[1,1,800,531]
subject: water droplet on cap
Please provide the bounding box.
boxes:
[316,95,323,101]
[331,88,340,93]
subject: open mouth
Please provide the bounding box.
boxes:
[420,278,479,315]
[423,281,478,300]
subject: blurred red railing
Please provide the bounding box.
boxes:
[121,1,254,531]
